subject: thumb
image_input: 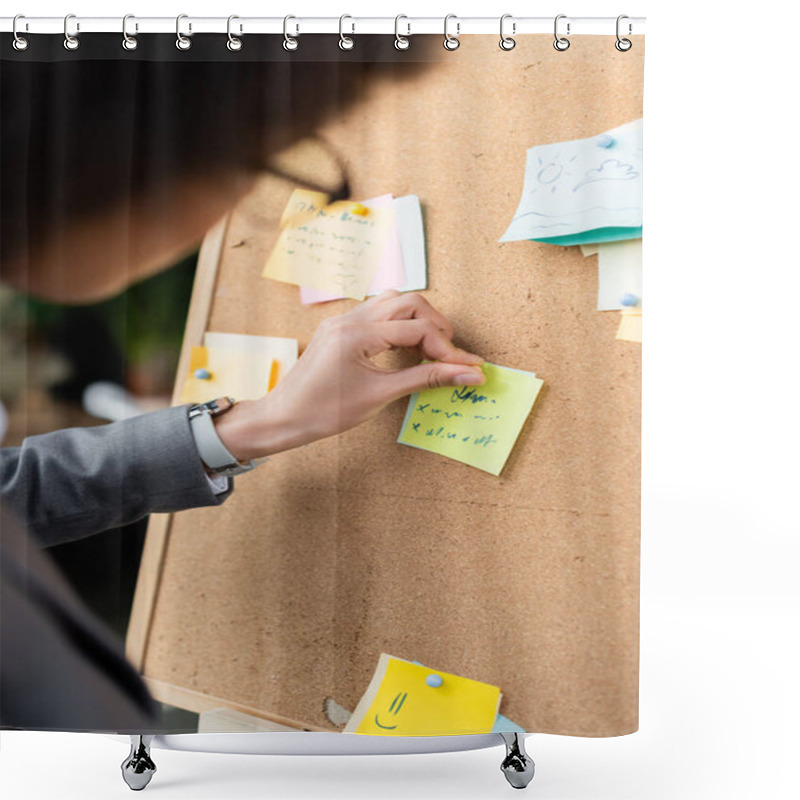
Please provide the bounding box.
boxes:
[385,361,486,402]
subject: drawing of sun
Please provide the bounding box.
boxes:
[534,153,579,193]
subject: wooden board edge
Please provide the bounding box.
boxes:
[125,215,231,670]
[142,677,328,732]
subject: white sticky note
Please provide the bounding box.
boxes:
[596,239,642,311]
[394,195,427,293]
[500,119,643,242]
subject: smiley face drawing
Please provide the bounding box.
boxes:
[345,654,502,737]
[374,691,408,730]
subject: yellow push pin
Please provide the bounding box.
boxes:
[350,203,369,216]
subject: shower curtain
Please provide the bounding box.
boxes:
[0,27,644,741]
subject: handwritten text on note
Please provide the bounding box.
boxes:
[263,189,392,300]
[397,363,544,476]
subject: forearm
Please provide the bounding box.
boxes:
[0,406,231,548]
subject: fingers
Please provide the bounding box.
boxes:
[383,361,485,404]
[357,319,484,365]
[352,291,456,340]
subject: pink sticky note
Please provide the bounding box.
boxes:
[300,194,405,305]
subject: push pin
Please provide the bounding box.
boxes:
[620,293,639,307]
[350,203,369,216]
[596,133,616,148]
[194,368,212,380]
[425,674,444,688]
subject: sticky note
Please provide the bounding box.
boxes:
[394,195,427,293]
[397,363,543,476]
[595,238,642,311]
[492,714,527,734]
[179,347,272,404]
[203,332,298,372]
[500,119,642,244]
[300,195,427,304]
[264,189,392,300]
[179,333,298,404]
[300,195,404,304]
[616,308,642,342]
[344,654,502,736]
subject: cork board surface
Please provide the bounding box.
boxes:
[132,35,644,737]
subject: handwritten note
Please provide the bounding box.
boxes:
[344,654,502,736]
[300,195,403,304]
[397,363,544,476]
[500,119,643,245]
[300,194,427,304]
[264,188,392,300]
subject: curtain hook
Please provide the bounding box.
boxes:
[394,15,410,50]
[176,14,192,50]
[12,14,29,51]
[122,14,138,51]
[443,14,460,51]
[283,15,299,51]
[227,15,242,51]
[615,14,632,51]
[63,13,80,51]
[339,14,355,50]
[499,14,515,51]
[553,14,570,51]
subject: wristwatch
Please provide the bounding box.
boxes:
[187,397,260,478]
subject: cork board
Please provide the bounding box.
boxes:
[128,35,644,737]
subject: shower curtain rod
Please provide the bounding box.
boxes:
[1,16,646,36]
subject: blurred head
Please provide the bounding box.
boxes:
[1,35,439,303]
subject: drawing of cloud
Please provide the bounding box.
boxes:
[573,158,640,192]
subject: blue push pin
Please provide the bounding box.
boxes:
[620,293,639,307]
[194,368,212,380]
[596,133,616,149]
[425,674,444,688]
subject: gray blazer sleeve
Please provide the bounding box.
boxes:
[0,405,233,548]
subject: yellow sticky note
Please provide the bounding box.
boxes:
[616,308,642,342]
[343,654,502,736]
[179,346,275,404]
[278,188,331,228]
[397,363,543,476]
[264,189,392,300]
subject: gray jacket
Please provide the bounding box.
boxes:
[0,405,232,731]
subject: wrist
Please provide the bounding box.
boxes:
[212,396,305,461]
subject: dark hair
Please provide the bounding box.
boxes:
[1,33,439,268]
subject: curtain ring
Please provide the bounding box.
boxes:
[499,14,515,51]
[63,13,80,51]
[12,15,29,51]
[339,14,355,50]
[443,14,460,51]
[122,14,138,51]
[227,15,242,51]
[394,15,410,51]
[615,14,632,51]
[176,14,192,50]
[283,15,299,51]
[553,14,570,51]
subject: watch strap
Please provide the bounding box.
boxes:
[188,404,257,477]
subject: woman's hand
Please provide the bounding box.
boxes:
[214,290,485,461]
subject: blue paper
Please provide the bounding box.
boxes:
[501,120,642,243]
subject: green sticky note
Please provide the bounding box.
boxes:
[397,363,543,476]
[531,226,643,246]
